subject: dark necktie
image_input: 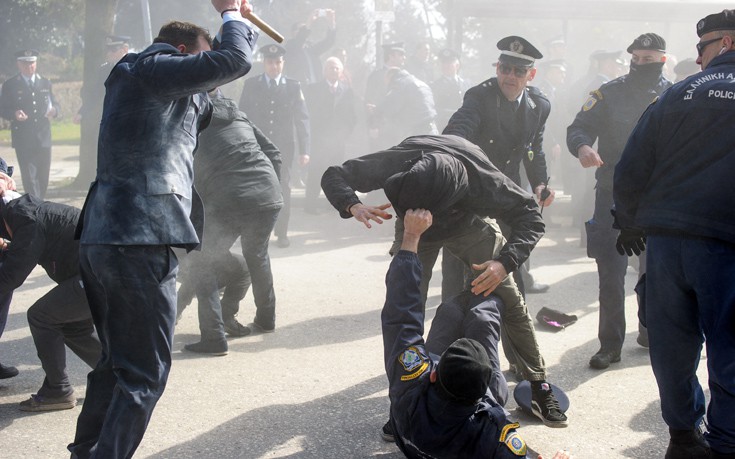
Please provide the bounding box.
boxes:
[269,79,276,90]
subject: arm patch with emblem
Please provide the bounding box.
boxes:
[398,346,429,381]
[582,90,603,112]
[499,422,527,456]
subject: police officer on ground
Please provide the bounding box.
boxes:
[566,33,672,370]
[443,36,555,297]
[0,50,60,199]
[613,10,735,458]
[240,44,310,248]
[430,48,472,131]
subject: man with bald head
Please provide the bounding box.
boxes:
[303,56,357,213]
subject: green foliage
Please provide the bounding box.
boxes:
[0,121,79,147]
[0,0,85,78]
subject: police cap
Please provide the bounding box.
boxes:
[15,49,39,62]
[542,59,567,72]
[437,48,460,62]
[106,35,131,48]
[497,36,543,68]
[261,44,286,58]
[626,33,666,54]
[697,9,735,37]
[382,42,406,54]
[437,338,491,404]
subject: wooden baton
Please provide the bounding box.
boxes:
[244,12,284,43]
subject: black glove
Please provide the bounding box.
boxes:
[616,229,646,256]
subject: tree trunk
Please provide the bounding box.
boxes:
[73,0,118,189]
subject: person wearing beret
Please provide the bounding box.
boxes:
[239,43,310,249]
[614,10,735,459]
[0,50,59,199]
[322,134,568,429]
[382,208,573,459]
[567,33,672,371]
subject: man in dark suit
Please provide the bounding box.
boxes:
[430,48,472,132]
[303,56,357,213]
[71,2,259,457]
[0,50,59,199]
[239,44,310,248]
[444,36,555,297]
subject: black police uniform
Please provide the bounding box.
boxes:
[567,56,671,356]
[239,62,310,242]
[0,64,59,199]
[383,250,529,458]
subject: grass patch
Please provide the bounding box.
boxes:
[0,121,80,146]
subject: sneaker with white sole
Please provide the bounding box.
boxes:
[380,420,396,442]
[531,382,569,428]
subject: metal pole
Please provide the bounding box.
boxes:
[140,0,153,44]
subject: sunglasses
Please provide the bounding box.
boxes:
[696,37,721,57]
[498,63,530,78]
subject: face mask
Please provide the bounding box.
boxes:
[629,61,665,85]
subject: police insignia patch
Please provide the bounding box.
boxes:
[504,432,528,456]
[399,346,425,371]
[582,94,598,111]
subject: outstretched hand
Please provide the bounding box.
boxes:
[349,202,392,229]
[470,260,508,296]
[400,209,432,253]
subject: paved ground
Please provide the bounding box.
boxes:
[0,144,709,458]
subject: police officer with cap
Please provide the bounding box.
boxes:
[433,36,569,429]
[613,10,735,458]
[566,33,671,370]
[0,50,59,199]
[444,36,555,295]
[239,43,310,248]
[430,48,471,131]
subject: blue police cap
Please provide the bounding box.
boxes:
[497,36,543,68]
[261,44,286,58]
[15,49,39,62]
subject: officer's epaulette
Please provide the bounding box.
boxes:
[479,78,495,89]
[526,85,549,102]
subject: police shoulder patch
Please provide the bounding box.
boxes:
[504,432,528,456]
[399,346,425,371]
[582,91,602,111]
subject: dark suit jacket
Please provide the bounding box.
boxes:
[304,79,357,157]
[0,74,59,150]
[443,77,551,190]
[238,74,310,159]
[77,20,258,250]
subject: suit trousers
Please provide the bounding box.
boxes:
[426,292,509,406]
[645,235,735,454]
[390,217,546,381]
[15,144,51,199]
[27,275,100,398]
[193,208,279,341]
[70,245,177,459]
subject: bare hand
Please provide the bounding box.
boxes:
[0,172,17,195]
[349,202,392,229]
[299,154,310,166]
[45,107,57,119]
[534,184,556,207]
[15,110,28,122]
[403,209,432,237]
[470,260,508,296]
[211,0,241,14]
[577,145,603,168]
[240,0,252,16]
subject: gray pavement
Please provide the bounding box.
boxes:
[0,144,709,458]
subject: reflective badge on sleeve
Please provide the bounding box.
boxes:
[582,90,603,111]
[499,422,527,456]
[398,346,429,381]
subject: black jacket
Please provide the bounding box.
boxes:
[194,95,283,215]
[321,134,544,273]
[0,73,60,150]
[0,194,80,292]
[443,78,550,190]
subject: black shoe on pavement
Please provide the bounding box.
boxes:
[526,282,550,294]
[589,349,621,370]
[184,340,228,356]
[665,428,710,459]
[250,320,275,334]
[276,236,290,248]
[0,362,19,379]
[224,317,251,337]
[19,393,77,412]
[530,382,569,428]
[380,420,396,442]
